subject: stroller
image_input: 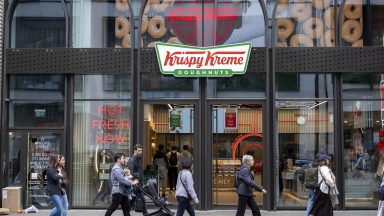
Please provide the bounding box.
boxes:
[135,178,174,216]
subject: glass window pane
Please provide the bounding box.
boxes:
[72,101,131,207]
[74,75,131,100]
[207,73,266,98]
[274,1,336,47]
[72,0,129,48]
[9,75,64,100]
[11,1,66,48]
[276,100,334,208]
[343,100,381,207]
[343,74,384,99]
[276,73,333,99]
[8,101,64,128]
[140,73,199,99]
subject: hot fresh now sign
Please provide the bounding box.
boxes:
[155,42,252,77]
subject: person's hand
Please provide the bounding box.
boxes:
[262,189,267,194]
[58,172,63,177]
[132,179,139,185]
[193,197,199,204]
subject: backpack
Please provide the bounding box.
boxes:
[296,164,310,184]
[304,166,319,189]
[234,171,240,188]
[169,152,178,166]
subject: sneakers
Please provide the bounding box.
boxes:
[25,205,39,213]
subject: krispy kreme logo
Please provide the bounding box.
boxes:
[155,42,251,77]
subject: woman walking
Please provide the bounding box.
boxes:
[376,153,384,216]
[175,157,199,216]
[309,154,338,216]
[57,155,69,216]
[47,154,64,216]
[236,155,267,216]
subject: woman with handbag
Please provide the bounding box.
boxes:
[175,157,198,216]
[309,154,338,216]
[376,154,384,216]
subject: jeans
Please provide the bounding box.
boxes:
[235,195,261,216]
[176,196,195,216]
[50,193,68,216]
[306,189,315,216]
[105,193,131,216]
[48,194,63,216]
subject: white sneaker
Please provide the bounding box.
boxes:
[24,205,39,213]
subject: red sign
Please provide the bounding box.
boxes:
[225,112,237,128]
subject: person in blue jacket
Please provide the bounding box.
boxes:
[105,153,138,216]
[236,155,267,216]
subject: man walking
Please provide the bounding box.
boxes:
[128,144,148,215]
[166,146,180,191]
[105,153,138,216]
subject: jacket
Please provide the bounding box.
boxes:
[318,165,336,194]
[46,167,63,196]
[175,169,198,203]
[153,151,167,171]
[128,154,142,181]
[110,163,134,196]
[237,163,263,196]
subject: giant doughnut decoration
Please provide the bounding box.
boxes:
[343,0,362,20]
[150,0,173,13]
[290,34,314,47]
[142,16,149,34]
[276,42,287,47]
[324,7,335,29]
[122,34,131,48]
[115,16,130,39]
[116,0,129,12]
[303,18,324,39]
[352,39,363,47]
[277,18,294,41]
[341,20,363,43]
[312,0,330,10]
[144,3,151,14]
[290,3,312,23]
[276,4,288,15]
[148,16,167,38]
[320,30,335,47]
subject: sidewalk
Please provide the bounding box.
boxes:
[11,209,377,216]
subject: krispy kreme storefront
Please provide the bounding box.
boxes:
[2,0,384,211]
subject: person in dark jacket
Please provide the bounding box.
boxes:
[153,144,168,197]
[105,153,138,216]
[128,144,147,215]
[236,155,267,216]
[47,154,63,216]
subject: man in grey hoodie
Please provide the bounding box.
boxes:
[105,153,138,216]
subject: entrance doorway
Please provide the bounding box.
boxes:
[6,131,63,208]
[211,104,264,206]
[142,103,195,204]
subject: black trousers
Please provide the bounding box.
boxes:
[105,193,130,216]
[131,188,147,215]
[235,195,261,216]
[168,167,178,190]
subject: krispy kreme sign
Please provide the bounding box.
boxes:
[155,42,251,77]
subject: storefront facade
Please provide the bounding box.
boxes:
[1,0,384,211]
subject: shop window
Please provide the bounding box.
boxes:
[342,74,384,99]
[276,100,334,208]
[10,75,64,100]
[10,1,66,48]
[72,101,131,207]
[276,73,333,99]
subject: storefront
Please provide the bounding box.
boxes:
[1,0,384,211]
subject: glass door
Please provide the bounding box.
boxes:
[7,131,62,208]
[211,104,264,205]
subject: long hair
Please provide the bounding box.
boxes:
[57,154,65,169]
[48,154,59,168]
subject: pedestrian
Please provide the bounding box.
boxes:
[309,154,338,216]
[47,154,63,216]
[376,152,384,216]
[50,155,69,216]
[178,145,193,172]
[153,144,168,197]
[128,144,148,215]
[166,146,180,191]
[305,159,319,216]
[176,157,199,216]
[236,155,267,216]
[105,153,139,216]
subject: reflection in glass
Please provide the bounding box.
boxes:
[275,0,336,47]
[74,75,131,100]
[343,74,384,99]
[8,132,22,186]
[340,0,364,46]
[343,100,382,207]
[207,73,266,98]
[276,73,333,99]
[11,1,66,48]
[276,101,334,207]
[72,101,131,206]
[10,75,64,100]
